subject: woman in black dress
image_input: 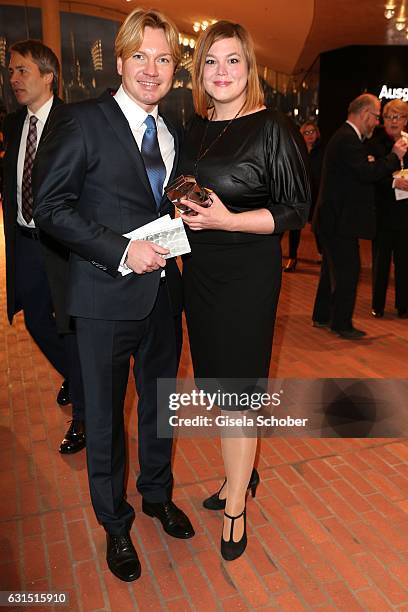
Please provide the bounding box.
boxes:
[177,21,310,560]
[367,99,408,318]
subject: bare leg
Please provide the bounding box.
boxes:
[221,421,257,542]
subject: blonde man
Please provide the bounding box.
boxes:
[33,8,194,582]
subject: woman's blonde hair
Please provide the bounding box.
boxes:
[383,99,408,119]
[115,7,181,65]
[192,20,264,118]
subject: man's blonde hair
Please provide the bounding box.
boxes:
[115,8,181,65]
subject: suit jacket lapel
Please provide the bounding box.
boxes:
[97,92,154,204]
[39,96,64,145]
[5,108,26,173]
[4,109,26,212]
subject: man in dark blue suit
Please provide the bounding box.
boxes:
[33,9,194,583]
[312,94,407,338]
[2,40,85,453]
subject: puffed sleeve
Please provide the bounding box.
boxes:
[264,112,311,233]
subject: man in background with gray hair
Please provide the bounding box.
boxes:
[312,93,407,339]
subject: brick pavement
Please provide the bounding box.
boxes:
[1,222,407,611]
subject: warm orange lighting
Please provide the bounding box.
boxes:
[395,0,406,30]
[192,19,217,33]
[384,0,396,18]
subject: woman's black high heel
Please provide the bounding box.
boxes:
[203,468,259,510]
[221,508,247,561]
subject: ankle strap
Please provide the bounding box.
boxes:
[224,508,245,520]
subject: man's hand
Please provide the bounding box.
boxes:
[392,137,408,160]
[126,240,169,274]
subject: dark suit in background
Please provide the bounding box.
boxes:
[2,98,84,426]
[367,127,408,316]
[3,99,67,369]
[33,91,183,534]
[312,122,400,332]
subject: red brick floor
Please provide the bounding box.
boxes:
[1,221,407,611]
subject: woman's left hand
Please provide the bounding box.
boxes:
[180,192,235,231]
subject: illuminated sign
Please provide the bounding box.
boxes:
[379,85,408,102]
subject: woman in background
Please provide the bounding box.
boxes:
[177,21,310,560]
[368,99,408,318]
[284,120,323,271]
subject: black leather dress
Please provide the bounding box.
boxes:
[178,109,310,395]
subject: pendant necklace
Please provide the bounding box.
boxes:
[194,102,246,179]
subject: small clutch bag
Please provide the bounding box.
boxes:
[165,175,212,215]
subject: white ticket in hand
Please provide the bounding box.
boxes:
[119,215,191,276]
[393,169,408,201]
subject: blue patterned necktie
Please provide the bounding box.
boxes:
[141,115,166,208]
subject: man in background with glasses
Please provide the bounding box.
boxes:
[312,94,407,339]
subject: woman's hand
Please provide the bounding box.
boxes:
[394,177,408,191]
[180,192,235,231]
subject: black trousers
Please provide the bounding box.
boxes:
[15,231,84,419]
[372,229,408,312]
[287,228,322,259]
[312,233,360,331]
[288,229,301,258]
[63,333,85,420]
[75,283,181,535]
[15,231,67,376]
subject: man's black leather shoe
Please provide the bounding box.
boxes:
[371,309,384,318]
[57,380,71,406]
[142,500,195,539]
[333,327,366,339]
[59,419,86,454]
[106,533,141,582]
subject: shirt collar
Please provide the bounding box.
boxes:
[114,84,158,129]
[27,95,54,124]
[346,120,363,142]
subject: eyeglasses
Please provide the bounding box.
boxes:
[302,129,316,135]
[368,112,381,120]
[383,114,407,121]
